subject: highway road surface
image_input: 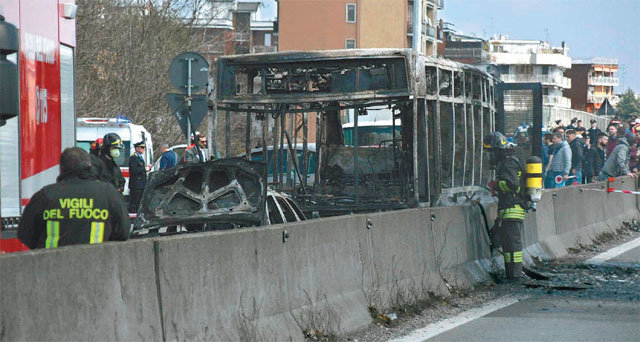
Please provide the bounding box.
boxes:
[392,236,640,342]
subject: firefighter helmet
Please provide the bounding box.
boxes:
[483,131,508,150]
[102,133,123,150]
[90,137,103,151]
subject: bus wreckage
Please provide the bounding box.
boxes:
[215,49,497,214]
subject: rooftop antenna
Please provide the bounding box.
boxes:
[544,28,549,43]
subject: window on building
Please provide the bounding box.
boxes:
[265,33,272,47]
[345,39,356,49]
[499,65,509,75]
[541,65,549,75]
[346,3,356,23]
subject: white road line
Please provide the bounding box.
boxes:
[585,236,640,266]
[388,295,527,342]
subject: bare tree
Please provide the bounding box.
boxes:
[76,0,231,153]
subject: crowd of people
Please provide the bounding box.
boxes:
[543,116,639,188]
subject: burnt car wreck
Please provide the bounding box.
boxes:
[134,158,266,233]
[215,49,497,214]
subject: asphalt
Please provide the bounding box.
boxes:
[611,246,640,264]
[395,239,640,342]
[427,297,639,342]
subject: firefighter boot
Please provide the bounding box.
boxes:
[501,220,523,281]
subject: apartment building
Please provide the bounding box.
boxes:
[278,0,442,56]
[565,58,619,113]
[195,0,278,58]
[485,35,572,110]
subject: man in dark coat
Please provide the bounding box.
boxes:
[98,133,126,193]
[566,129,584,184]
[587,119,602,147]
[593,133,608,181]
[18,147,130,249]
[128,141,150,213]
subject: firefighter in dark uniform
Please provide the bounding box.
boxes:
[127,141,150,213]
[89,137,103,179]
[483,131,527,281]
[18,147,130,249]
[98,133,126,193]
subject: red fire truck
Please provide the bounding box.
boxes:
[0,0,77,253]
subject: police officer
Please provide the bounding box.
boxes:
[18,147,130,249]
[128,141,150,213]
[99,133,126,192]
[483,131,527,281]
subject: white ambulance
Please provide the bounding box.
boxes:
[76,116,154,197]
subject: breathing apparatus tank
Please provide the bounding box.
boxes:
[526,156,543,202]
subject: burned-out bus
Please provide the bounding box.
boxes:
[215,49,497,214]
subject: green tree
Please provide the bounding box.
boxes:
[615,88,640,120]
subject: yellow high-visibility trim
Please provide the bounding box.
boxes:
[527,163,542,174]
[527,177,542,188]
[45,221,60,249]
[513,251,523,263]
[504,252,511,263]
[499,205,526,220]
[90,222,105,244]
[498,180,511,192]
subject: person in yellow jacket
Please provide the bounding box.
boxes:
[484,131,527,281]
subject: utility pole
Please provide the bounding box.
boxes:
[412,0,422,53]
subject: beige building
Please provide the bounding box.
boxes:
[278,0,441,55]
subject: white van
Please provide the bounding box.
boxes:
[76,116,154,196]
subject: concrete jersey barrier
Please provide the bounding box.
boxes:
[0,177,637,340]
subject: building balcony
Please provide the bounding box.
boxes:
[490,52,571,69]
[500,74,571,89]
[588,76,619,86]
[426,0,443,9]
[250,45,277,54]
[543,95,571,108]
[588,94,618,104]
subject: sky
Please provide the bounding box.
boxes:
[440,0,640,93]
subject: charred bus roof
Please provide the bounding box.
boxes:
[216,49,496,106]
[217,49,414,105]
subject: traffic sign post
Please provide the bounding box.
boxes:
[165,93,209,140]
[167,52,209,144]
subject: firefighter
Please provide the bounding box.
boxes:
[89,137,103,179]
[99,133,126,192]
[483,131,527,281]
[18,147,130,249]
